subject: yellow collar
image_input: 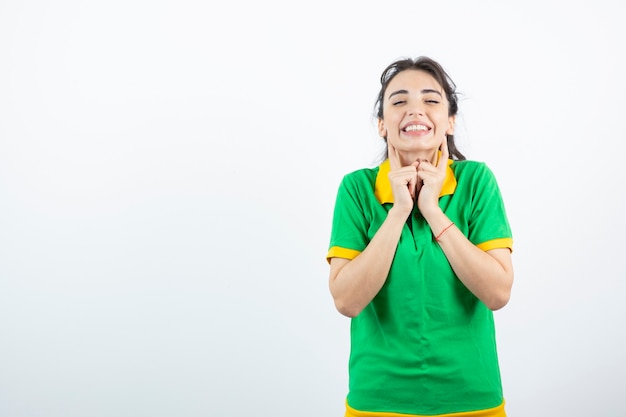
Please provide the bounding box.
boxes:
[374,157,457,204]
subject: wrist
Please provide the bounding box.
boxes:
[435,222,455,241]
[420,206,443,222]
[388,205,412,221]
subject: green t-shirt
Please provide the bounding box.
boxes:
[327,159,513,415]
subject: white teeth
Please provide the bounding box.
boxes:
[405,124,428,131]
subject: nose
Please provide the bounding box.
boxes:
[408,103,425,116]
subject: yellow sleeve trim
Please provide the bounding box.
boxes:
[326,246,361,263]
[346,400,506,417]
[477,238,513,252]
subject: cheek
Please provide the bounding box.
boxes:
[387,114,403,130]
[438,115,452,132]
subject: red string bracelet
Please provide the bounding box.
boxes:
[435,222,454,242]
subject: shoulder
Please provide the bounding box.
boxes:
[333,165,381,208]
[451,159,497,182]
[451,159,489,172]
[449,160,503,200]
[339,165,380,188]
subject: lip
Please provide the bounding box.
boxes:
[401,121,432,133]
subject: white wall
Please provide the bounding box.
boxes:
[1,1,624,416]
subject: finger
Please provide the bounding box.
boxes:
[388,142,401,170]
[414,175,423,197]
[431,138,449,178]
[411,161,422,199]
[407,170,418,200]
[416,170,427,187]
[407,177,415,200]
[438,136,450,171]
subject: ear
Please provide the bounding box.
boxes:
[446,115,456,135]
[377,118,387,138]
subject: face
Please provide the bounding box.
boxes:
[378,69,455,163]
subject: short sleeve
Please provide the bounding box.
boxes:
[467,163,513,252]
[327,174,371,262]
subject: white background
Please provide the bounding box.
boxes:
[1,1,624,416]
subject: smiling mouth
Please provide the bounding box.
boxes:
[403,124,429,132]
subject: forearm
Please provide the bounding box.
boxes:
[425,209,514,310]
[329,208,407,317]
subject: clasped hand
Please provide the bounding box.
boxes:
[387,139,449,217]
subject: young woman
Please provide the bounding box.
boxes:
[327,56,514,417]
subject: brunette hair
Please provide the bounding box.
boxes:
[374,56,466,161]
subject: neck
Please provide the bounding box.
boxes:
[397,149,439,166]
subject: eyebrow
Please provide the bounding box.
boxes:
[388,88,443,99]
